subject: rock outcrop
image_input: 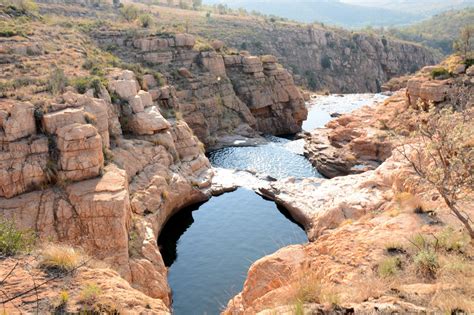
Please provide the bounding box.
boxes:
[200,24,439,93]
[93,32,307,148]
[224,70,474,314]
[0,69,213,312]
[305,61,474,178]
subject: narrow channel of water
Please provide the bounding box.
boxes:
[159,94,387,315]
[158,189,307,315]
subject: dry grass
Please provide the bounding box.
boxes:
[39,244,82,272]
[79,283,102,306]
[394,192,425,213]
[378,256,402,278]
[343,276,388,303]
[291,272,341,307]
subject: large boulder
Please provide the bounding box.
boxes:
[56,123,104,182]
[0,137,49,198]
[42,107,86,134]
[0,100,36,142]
[127,106,171,135]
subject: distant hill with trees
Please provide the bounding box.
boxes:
[385,8,474,55]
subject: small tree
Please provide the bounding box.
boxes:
[139,13,153,28]
[120,4,139,22]
[453,25,474,59]
[398,105,474,240]
[192,0,201,10]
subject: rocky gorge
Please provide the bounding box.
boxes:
[0,2,473,314]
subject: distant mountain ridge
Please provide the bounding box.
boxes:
[203,0,473,28]
[342,0,474,14]
[387,7,474,55]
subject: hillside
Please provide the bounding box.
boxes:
[343,0,474,15]
[109,1,438,92]
[386,8,474,55]
[203,0,423,28]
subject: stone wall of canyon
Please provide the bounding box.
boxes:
[92,31,307,148]
[198,24,440,93]
[0,67,213,312]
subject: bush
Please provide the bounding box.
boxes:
[79,283,102,305]
[120,4,139,22]
[321,55,331,69]
[0,218,35,256]
[437,227,469,253]
[378,257,402,277]
[6,0,38,15]
[47,67,68,95]
[430,67,450,79]
[414,249,439,278]
[39,244,81,272]
[71,76,104,97]
[139,14,153,28]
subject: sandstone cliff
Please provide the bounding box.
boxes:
[92,31,307,148]
[305,58,474,178]
[196,23,439,93]
[0,67,212,312]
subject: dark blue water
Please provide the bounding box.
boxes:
[159,189,307,315]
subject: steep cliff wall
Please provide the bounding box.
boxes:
[199,24,440,93]
[35,1,439,95]
[93,31,307,148]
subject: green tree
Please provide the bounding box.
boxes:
[139,13,153,28]
[120,4,139,22]
[454,25,474,59]
[192,0,201,10]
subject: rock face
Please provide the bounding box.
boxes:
[200,24,439,93]
[224,80,474,314]
[225,54,307,135]
[0,69,213,312]
[224,149,447,314]
[305,61,474,179]
[304,93,401,178]
[93,32,307,148]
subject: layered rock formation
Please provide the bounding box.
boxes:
[199,24,439,93]
[305,62,474,178]
[0,69,213,312]
[93,32,307,148]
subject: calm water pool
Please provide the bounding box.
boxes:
[158,189,307,315]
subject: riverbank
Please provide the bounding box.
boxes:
[223,62,474,314]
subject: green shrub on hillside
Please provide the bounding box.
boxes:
[47,67,68,95]
[321,55,331,69]
[139,13,153,28]
[120,4,139,22]
[0,218,35,256]
[414,249,439,278]
[0,0,38,15]
[430,67,450,79]
[71,76,105,97]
